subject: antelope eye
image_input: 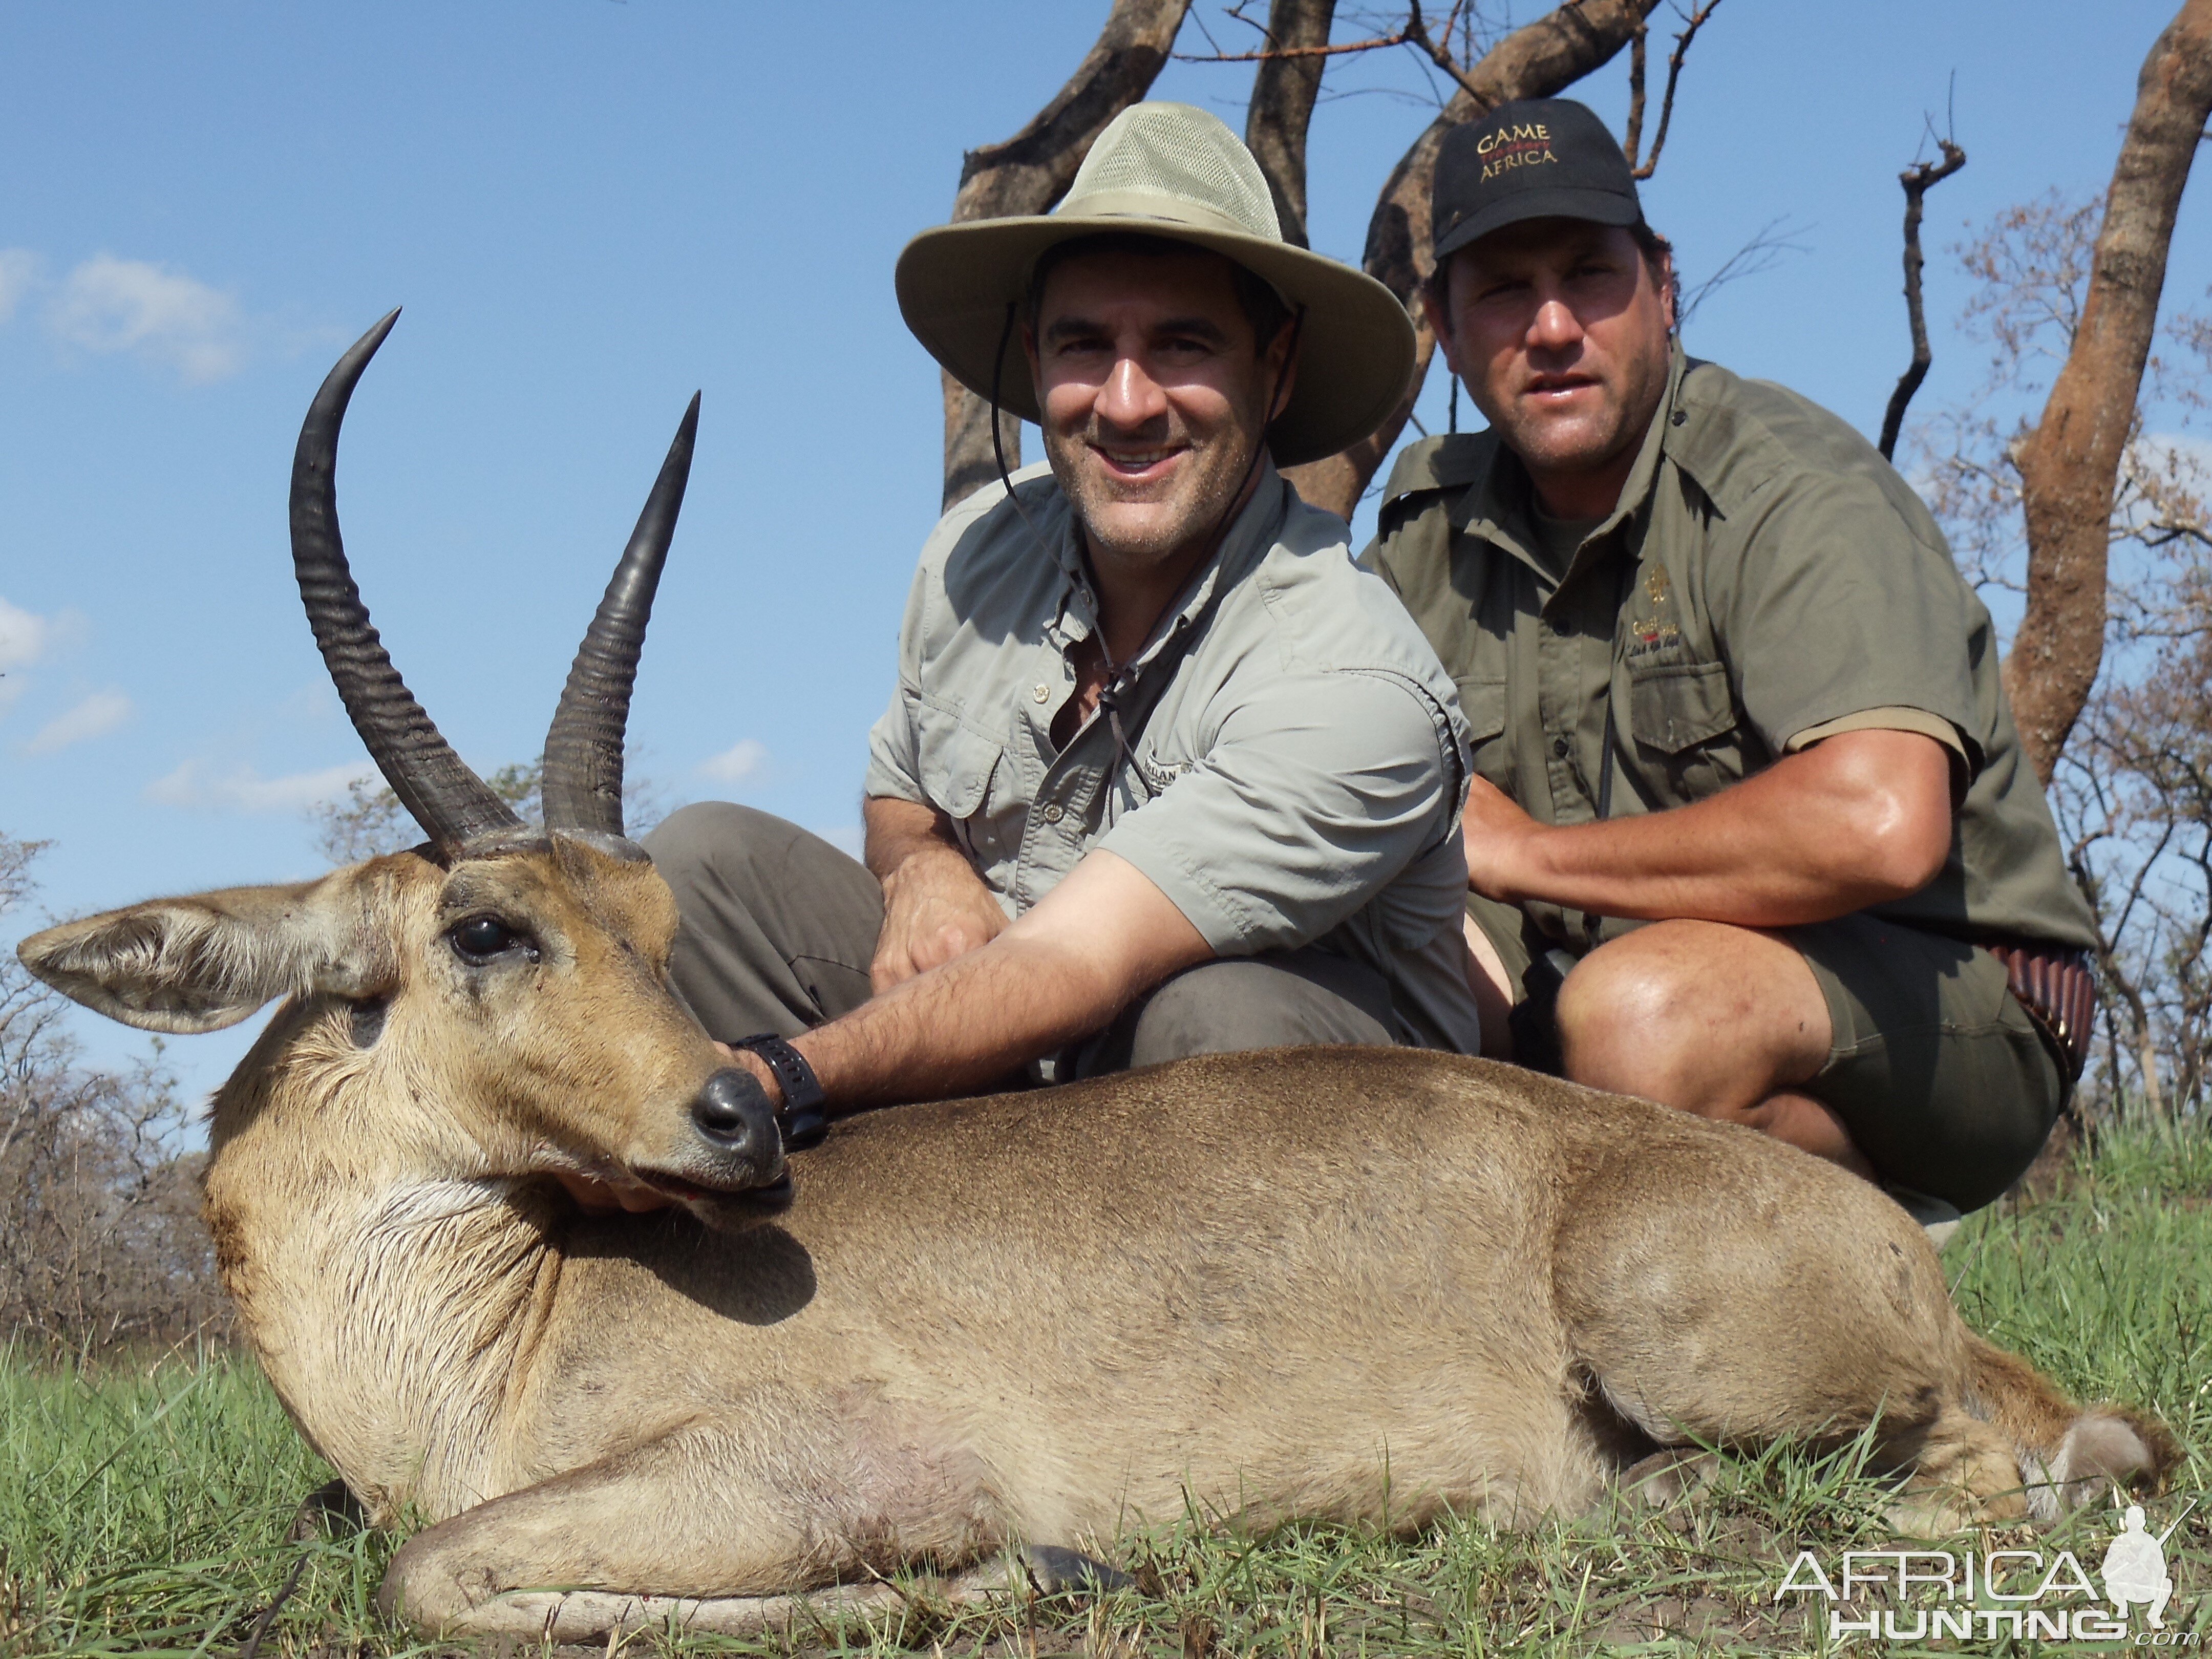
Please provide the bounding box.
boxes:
[450,917,523,963]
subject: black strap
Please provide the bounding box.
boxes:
[1577,539,1646,944]
[728,1034,827,1150]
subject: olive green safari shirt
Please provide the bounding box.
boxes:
[1360,342,2097,956]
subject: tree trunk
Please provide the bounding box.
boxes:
[937,0,1193,511]
[1243,0,1337,248]
[2004,0,2212,783]
[1283,0,1666,520]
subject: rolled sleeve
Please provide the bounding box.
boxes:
[1099,669,1458,954]
[863,687,926,805]
[861,556,932,804]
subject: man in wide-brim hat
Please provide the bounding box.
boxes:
[642,101,1483,1125]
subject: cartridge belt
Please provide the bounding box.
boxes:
[1982,940,2097,1082]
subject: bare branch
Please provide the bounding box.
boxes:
[1180,19,1408,63]
[1181,1,1484,99]
[1676,214,1810,329]
[1401,2,1486,104]
[1623,21,1649,169]
[1624,0,1722,180]
[1878,136,1968,461]
[938,0,1194,511]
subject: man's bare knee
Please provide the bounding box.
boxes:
[1554,923,1830,1119]
[1555,943,1704,1101]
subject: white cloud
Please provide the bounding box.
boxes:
[46,254,244,384]
[25,688,132,755]
[0,596,48,672]
[0,596,51,716]
[697,739,769,784]
[146,759,371,814]
[0,249,40,324]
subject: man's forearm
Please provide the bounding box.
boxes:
[863,794,964,883]
[1470,730,1955,927]
[792,935,1126,1109]
[735,846,1210,1113]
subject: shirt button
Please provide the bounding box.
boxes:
[1042,803,1065,823]
[1553,737,1570,758]
[1032,683,1050,703]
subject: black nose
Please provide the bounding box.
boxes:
[691,1068,779,1168]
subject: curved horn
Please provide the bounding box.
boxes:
[291,312,523,853]
[540,394,699,836]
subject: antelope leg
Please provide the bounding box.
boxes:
[375,1427,926,1639]
[419,1581,914,1643]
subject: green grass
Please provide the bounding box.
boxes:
[7,1125,2212,1657]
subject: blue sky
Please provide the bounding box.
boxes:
[4,1,2205,1102]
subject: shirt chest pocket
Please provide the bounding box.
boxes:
[914,706,1010,855]
[1454,676,1509,789]
[1626,658,1745,798]
[1628,660,1735,752]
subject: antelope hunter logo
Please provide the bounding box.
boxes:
[1772,1502,2196,1644]
[1474,119,1557,181]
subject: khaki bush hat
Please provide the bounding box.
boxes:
[896,102,1416,468]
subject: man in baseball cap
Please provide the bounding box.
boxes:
[1364,96,2099,1232]
[642,102,1483,1132]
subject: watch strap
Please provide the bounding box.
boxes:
[729,1033,828,1150]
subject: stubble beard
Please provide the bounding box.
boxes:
[1488,348,1668,483]
[1044,419,1262,572]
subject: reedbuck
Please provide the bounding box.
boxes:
[24,318,2176,1641]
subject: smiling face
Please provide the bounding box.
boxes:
[1428,218,1674,519]
[1027,243,1295,576]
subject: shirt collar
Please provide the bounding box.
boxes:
[1050,454,1291,670]
[1451,336,1690,590]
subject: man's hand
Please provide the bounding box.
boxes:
[864,796,1007,991]
[1460,775,1544,902]
[871,842,1007,991]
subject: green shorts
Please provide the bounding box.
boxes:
[1470,897,2067,1212]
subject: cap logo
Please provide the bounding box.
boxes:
[1475,121,1558,181]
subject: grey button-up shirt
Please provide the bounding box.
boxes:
[865,459,1482,1054]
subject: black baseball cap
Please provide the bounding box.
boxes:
[1431,98,1644,264]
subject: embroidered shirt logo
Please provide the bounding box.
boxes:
[1624,562,1681,660]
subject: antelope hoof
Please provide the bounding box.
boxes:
[375,1530,488,1630]
[1025,1544,1134,1595]
[1619,1448,1721,1511]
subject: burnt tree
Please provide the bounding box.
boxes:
[2006,0,2212,782]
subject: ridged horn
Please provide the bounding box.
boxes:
[540,394,699,836]
[290,311,523,854]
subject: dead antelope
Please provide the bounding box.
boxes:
[22,317,2176,1642]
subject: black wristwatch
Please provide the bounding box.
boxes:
[729,1034,828,1151]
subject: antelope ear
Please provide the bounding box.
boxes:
[16,875,391,1035]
